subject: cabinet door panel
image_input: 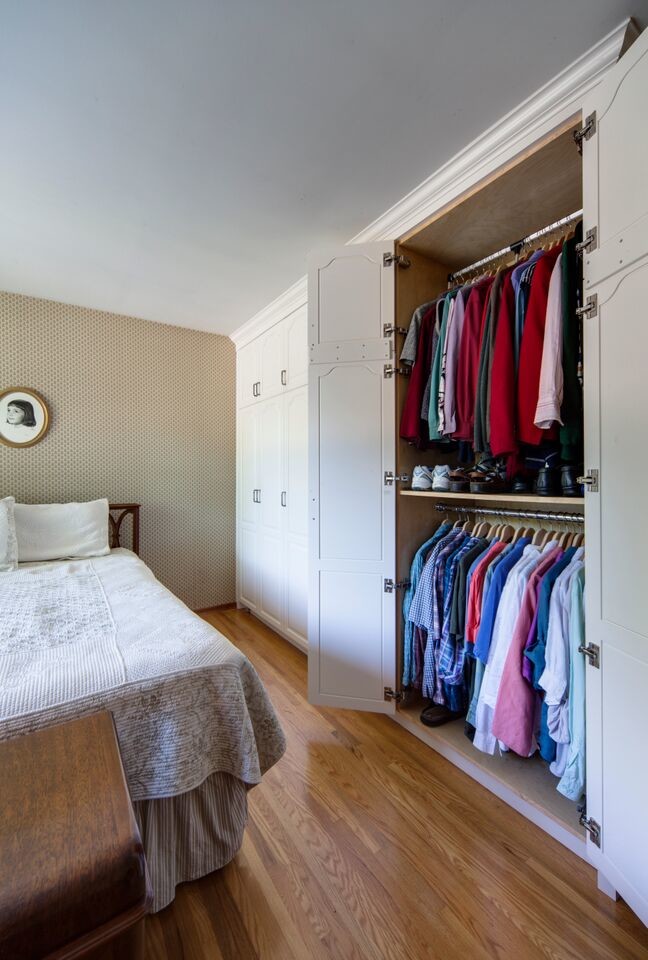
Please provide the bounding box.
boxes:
[285,305,308,389]
[583,28,648,288]
[259,325,284,399]
[238,340,260,407]
[285,387,308,541]
[238,524,258,611]
[308,240,396,714]
[258,399,283,535]
[238,407,258,527]
[582,257,648,925]
[258,531,284,630]
[285,537,308,647]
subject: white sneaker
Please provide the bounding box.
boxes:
[431,464,451,492]
[411,465,435,491]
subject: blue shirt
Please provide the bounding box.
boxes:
[401,523,451,686]
[473,538,532,663]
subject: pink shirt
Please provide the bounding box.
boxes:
[534,253,563,429]
[491,546,561,756]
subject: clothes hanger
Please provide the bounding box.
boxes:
[558,528,572,550]
[498,524,515,543]
[512,524,527,543]
[532,527,547,546]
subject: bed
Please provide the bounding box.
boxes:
[0,503,286,912]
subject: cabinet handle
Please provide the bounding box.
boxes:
[252,382,257,397]
[253,489,261,503]
[281,491,287,507]
[257,381,261,397]
[281,369,287,386]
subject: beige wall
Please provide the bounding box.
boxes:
[0,290,235,609]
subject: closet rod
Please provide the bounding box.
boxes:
[434,503,584,524]
[448,208,583,283]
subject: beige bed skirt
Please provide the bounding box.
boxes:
[133,771,249,912]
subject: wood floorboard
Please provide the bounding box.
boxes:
[145,608,648,960]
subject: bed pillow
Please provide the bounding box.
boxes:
[0,497,18,572]
[14,499,111,562]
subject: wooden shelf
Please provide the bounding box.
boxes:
[394,704,586,855]
[400,490,584,509]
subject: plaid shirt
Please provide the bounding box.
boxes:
[438,537,482,687]
[401,523,452,686]
[421,532,467,700]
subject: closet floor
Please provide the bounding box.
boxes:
[146,609,648,960]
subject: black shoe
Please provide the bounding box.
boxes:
[535,467,560,497]
[512,474,531,493]
[420,704,463,727]
[561,465,582,497]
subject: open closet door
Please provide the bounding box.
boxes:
[308,242,398,712]
[581,26,648,925]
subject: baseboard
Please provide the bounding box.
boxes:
[195,602,237,613]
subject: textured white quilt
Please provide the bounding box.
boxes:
[0,549,285,800]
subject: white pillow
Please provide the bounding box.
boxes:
[14,499,111,562]
[0,497,18,572]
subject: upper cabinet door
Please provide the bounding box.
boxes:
[582,27,648,289]
[308,243,395,365]
[259,324,284,399]
[308,242,397,714]
[582,27,648,926]
[284,304,308,390]
[238,339,261,407]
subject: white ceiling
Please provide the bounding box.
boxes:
[1,1,646,336]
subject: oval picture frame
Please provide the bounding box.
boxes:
[0,387,50,448]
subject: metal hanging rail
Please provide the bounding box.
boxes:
[434,503,584,524]
[448,208,583,283]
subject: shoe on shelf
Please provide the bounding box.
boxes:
[561,464,582,497]
[431,464,451,492]
[420,703,464,727]
[511,474,531,493]
[468,458,510,494]
[448,467,471,492]
[535,467,560,497]
[411,465,436,491]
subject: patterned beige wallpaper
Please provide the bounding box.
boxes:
[0,290,235,609]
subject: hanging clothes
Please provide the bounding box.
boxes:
[402,522,452,687]
[534,252,564,429]
[489,268,519,470]
[559,225,584,462]
[474,270,507,453]
[443,287,468,436]
[556,568,586,801]
[400,302,437,445]
[453,278,493,443]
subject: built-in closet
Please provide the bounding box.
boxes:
[236,304,309,651]
[308,25,648,926]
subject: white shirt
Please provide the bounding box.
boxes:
[534,252,564,429]
[473,541,557,755]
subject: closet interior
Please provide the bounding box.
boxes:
[391,117,587,853]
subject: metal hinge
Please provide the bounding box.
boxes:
[384,364,410,378]
[383,253,411,269]
[578,642,600,669]
[383,323,408,337]
[384,579,411,593]
[575,226,598,256]
[384,686,404,702]
[575,294,598,319]
[573,112,597,154]
[576,468,599,493]
[579,810,602,847]
[384,471,410,486]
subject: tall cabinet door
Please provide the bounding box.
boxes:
[238,405,260,611]
[308,242,397,713]
[284,385,308,649]
[581,26,648,925]
[257,397,285,632]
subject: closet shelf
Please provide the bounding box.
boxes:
[400,490,584,509]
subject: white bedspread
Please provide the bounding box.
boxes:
[0,549,286,800]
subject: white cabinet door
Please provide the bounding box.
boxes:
[284,386,308,648]
[259,323,284,400]
[285,304,308,390]
[238,339,261,408]
[583,28,648,289]
[237,406,260,610]
[308,242,397,713]
[582,26,648,926]
[257,397,284,631]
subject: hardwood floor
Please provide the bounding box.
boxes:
[146,609,648,960]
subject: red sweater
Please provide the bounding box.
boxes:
[452,278,493,443]
[400,304,436,445]
[517,248,561,446]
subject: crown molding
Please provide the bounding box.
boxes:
[352,19,631,243]
[229,275,307,349]
[230,19,631,345]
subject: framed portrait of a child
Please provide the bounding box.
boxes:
[0,387,50,448]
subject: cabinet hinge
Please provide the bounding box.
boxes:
[573,112,596,154]
[384,471,411,486]
[575,294,598,319]
[384,364,411,378]
[575,226,597,256]
[383,253,411,269]
[578,809,601,847]
[576,468,599,493]
[384,686,404,703]
[384,578,411,593]
[383,323,408,337]
[578,642,600,669]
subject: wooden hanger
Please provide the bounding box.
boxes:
[498,524,515,543]
[512,524,527,543]
[532,527,547,546]
[558,528,572,550]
